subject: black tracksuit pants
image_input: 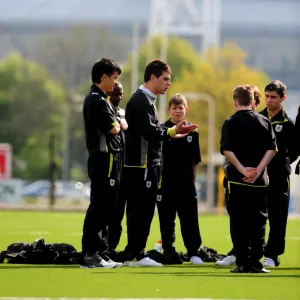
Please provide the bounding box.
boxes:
[226,182,267,268]
[108,168,127,251]
[122,166,160,260]
[82,151,121,256]
[157,177,202,257]
[264,174,290,260]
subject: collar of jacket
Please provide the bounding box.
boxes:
[90,84,108,99]
[139,85,156,105]
[260,107,287,123]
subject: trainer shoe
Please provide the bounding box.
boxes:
[102,254,123,268]
[230,266,250,273]
[216,255,236,266]
[164,251,183,264]
[251,266,270,273]
[262,257,277,267]
[190,256,204,265]
[80,253,116,269]
[124,257,163,267]
[230,264,270,273]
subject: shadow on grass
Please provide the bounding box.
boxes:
[1,264,300,275]
[91,271,300,278]
[271,267,300,271]
[0,265,79,269]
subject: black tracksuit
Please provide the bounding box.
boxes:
[295,106,300,175]
[122,88,178,261]
[157,119,202,257]
[220,110,277,269]
[108,107,126,251]
[82,85,122,256]
[260,108,298,262]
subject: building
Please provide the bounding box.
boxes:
[0,0,299,94]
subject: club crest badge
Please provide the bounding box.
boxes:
[187,136,193,143]
[275,124,283,132]
[156,195,162,202]
[110,179,115,186]
[146,181,152,188]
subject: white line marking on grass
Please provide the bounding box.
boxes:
[287,236,300,240]
[1,232,52,236]
[29,232,50,236]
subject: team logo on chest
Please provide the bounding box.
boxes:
[110,179,115,186]
[275,124,283,132]
[187,136,193,143]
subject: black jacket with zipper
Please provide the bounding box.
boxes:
[260,107,298,178]
[124,89,172,168]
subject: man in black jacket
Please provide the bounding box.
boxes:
[107,81,127,254]
[121,59,198,266]
[260,80,298,267]
[295,105,300,175]
[81,58,126,269]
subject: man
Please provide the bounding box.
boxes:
[120,59,198,267]
[81,58,126,269]
[157,93,204,265]
[295,105,300,175]
[216,84,262,267]
[106,82,127,254]
[260,80,298,267]
[220,84,277,273]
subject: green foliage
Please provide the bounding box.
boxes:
[169,42,269,161]
[0,52,65,179]
[35,25,127,88]
[119,35,201,104]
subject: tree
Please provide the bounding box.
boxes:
[119,35,201,102]
[35,25,127,89]
[0,52,65,179]
[168,42,269,161]
[34,25,127,180]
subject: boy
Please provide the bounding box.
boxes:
[260,80,298,267]
[220,85,277,273]
[217,84,262,266]
[157,93,203,265]
[81,58,125,269]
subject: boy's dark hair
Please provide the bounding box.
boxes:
[233,85,254,106]
[246,85,261,106]
[264,80,286,98]
[168,93,187,109]
[91,58,121,84]
[144,59,171,82]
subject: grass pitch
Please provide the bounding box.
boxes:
[0,211,299,300]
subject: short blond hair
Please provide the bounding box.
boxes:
[168,93,187,109]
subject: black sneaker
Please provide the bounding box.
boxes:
[230,265,270,273]
[80,253,116,269]
[164,251,183,265]
[230,265,251,273]
[251,266,270,273]
[107,250,123,262]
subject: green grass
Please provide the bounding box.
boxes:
[0,211,299,299]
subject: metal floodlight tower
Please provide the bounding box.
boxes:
[148,0,222,122]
